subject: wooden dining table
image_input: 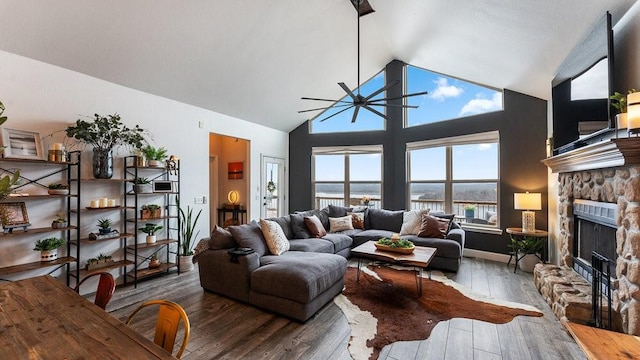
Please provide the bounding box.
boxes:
[0,275,176,359]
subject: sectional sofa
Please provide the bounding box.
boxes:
[196,205,465,321]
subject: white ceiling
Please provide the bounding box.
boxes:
[0,0,636,131]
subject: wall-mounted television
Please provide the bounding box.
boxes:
[551,11,614,155]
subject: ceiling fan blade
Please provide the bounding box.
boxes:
[369,91,429,102]
[351,106,360,123]
[298,104,353,113]
[366,103,419,109]
[364,80,400,100]
[338,82,359,101]
[318,105,355,122]
[363,105,391,120]
[301,96,352,104]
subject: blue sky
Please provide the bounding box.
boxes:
[310,65,502,132]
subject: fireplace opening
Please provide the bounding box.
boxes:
[572,199,617,281]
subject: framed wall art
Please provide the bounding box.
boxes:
[0,202,31,233]
[0,128,44,160]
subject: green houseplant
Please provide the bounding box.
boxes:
[52,213,67,229]
[139,223,163,244]
[133,177,152,193]
[611,89,639,129]
[178,196,202,272]
[0,100,8,126]
[140,204,162,219]
[97,218,113,235]
[509,236,544,272]
[47,182,69,195]
[65,113,147,178]
[141,145,168,167]
[34,237,65,262]
[464,204,477,218]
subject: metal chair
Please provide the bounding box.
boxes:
[126,299,191,359]
[74,272,116,310]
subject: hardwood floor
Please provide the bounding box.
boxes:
[106,257,585,360]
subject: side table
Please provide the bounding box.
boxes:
[506,227,548,273]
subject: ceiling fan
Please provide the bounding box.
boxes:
[299,0,428,123]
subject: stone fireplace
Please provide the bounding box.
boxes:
[540,137,640,335]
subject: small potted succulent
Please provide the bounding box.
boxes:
[86,253,115,270]
[149,252,161,268]
[133,177,152,193]
[141,145,168,167]
[97,218,113,235]
[139,223,163,244]
[51,213,68,229]
[47,182,69,195]
[33,237,65,262]
[140,204,162,219]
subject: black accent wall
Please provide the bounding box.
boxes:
[289,60,548,255]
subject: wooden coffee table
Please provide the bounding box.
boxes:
[351,241,437,296]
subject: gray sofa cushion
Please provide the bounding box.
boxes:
[297,208,330,230]
[254,252,347,303]
[228,221,268,257]
[267,215,294,240]
[365,208,404,232]
[403,235,462,259]
[209,225,237,249]
[328,204,352,218]
[290,213,312,239]
[288,238,334,253]
[352,229,395,247]
[321,233,353,254]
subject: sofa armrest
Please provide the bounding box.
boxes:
[446,228,465,255]
[197,249,260,303]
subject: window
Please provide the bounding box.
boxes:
[407,131,499,228]
[309,72,386,134]
[312,146,383,209]
[405,65,503,127]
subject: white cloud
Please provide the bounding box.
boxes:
[476,143,493,151]
[459,92,503,116]
[428,78,463,101]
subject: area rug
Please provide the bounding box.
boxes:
[334,265,543,360]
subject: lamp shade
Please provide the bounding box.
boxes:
[628,92,640,132]
[514,192,542,210]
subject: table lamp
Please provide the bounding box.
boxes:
[514,192,541,233]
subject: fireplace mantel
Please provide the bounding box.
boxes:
[542,138,640,173]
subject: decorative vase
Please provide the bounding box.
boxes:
[135,184,152,193]
[146,235,157,244]
[148,160,163,167]
[179,255,194,272]
[93,149,113,179]
[99,227,111,235]
[40,249,58,262]
[518,254,540,272]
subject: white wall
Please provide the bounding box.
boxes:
[0,50,288,281]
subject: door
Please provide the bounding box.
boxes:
[261,156,286,218]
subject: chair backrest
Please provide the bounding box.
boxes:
[126,299,191,359]
[74,272,116,310]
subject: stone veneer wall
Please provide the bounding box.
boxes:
[554,166,640,335]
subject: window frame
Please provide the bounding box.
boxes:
[406,131,500,231]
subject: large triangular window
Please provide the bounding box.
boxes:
[405,65,503,127]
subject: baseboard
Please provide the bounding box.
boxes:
[463,248,511,263]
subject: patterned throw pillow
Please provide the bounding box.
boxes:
[329,215,355,233]
[259,219,290,255]
[192,238,210,263]
[417,214,450,239]
[399,209,430,235]
[304,215,327,238]
[348,212,365,230]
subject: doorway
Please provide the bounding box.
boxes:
[261,156,286,218]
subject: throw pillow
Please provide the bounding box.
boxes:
[417,214,450,239]
[259,219,290,255]
[348,212,365,229]
[365,208,404,232]
[399,209,430,235]
[328,204,352,218]
[329,215,354,232]
[228,221,268,257]
[290,213,312,238]
[192,238,210,263]
[430,212,456,234]
[209,225,237,249]
[304,215,327,238]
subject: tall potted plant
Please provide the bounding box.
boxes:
[178,197,202,272]
[65,114,147,178]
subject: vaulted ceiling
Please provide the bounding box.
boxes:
[0,0,636,131]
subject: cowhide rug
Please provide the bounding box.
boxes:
[334,265,543,360]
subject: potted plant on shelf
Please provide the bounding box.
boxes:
[47,182,69,195]
[141,145,168,167]
[510,235,544,272]
[51,213,68,229]
[610,88,639,129]
[33,237,65,262]
[178,197,202,272]
[139,223,163,244]
[65,113,148,179]
[86,253,115,270]
[0,170,20,200]
[133,177,152,193]
[148,252,161,268]
[0,100,8,126]
[140,204,162,219]
[97,218,113,235]
[464,204,477,218]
